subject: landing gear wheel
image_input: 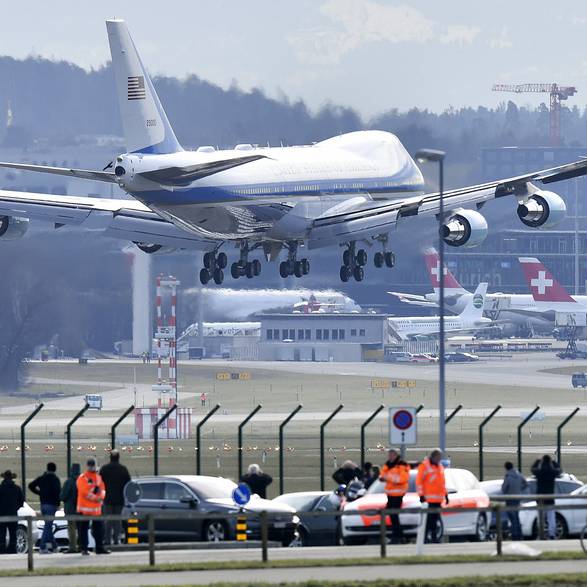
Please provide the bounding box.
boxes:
[213,268,224,285]
[279,261,290,278]
[374,252,384,268]
[252,259,262,276]
[294,261,304,278]
[217,252,228,269]
[343,250,351,266]
[203,252,214,269]
[231,262,241,279]
[353,266,364,282]
[301,258,310,275]
[356,249,368,267]
[199,268,211,285]
[245,263,255,279]
[385,251,395,268]
[340,265,351,282]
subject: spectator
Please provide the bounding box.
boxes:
[100,450,131,545]
[0,470,24,554]
[416,449,448,544]
[29,462,61,553]
[200,392,207,407]
[60,463,81,553]
[531,454,561,539]
[77,458,109,555]
[379,449,410,544]
[501,461,528,541]
[332,460,362,486]
[240,464,272,499]
[362,462,378,489]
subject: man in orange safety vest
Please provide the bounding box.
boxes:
[76,458,109,555]
[379,448,410,544]
[416,448,448,543]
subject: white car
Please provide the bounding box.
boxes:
[519,484,587,539]
[36,510,95,551]
[6,502,40,554]
[341,468,489,544]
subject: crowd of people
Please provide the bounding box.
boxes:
[0,450,131,555]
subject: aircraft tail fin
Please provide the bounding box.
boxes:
[459,283,488,319]
[106,19,182,155]
[424,247,467,293]
[519,257,575,303]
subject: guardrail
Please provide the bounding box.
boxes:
[3,493,587,572]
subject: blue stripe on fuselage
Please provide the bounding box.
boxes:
[133,176,426,206]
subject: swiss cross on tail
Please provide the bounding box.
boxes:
[519,257,575,303]
[423,247,463,290]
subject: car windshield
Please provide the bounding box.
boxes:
[366,471,417,494]
[273,494,320,511]
[185,477,237,500]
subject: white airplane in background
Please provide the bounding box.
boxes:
[387,283,491,341]
[390,248,552,332]
[0,20,586,286]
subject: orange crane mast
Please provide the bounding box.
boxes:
[492,83,577,147]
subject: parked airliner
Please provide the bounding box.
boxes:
[0,20,586,285]
[387,283,491,341]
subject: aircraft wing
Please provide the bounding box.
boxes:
[0,190,213,249]
[307,158,587,247]
[388,292,438,307]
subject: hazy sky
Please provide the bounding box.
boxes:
[3,0,587,118]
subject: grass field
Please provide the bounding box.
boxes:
[3,359,587,502]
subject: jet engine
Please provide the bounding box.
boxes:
[517,190,566,229]
[0,216,29,240]
[441,209,488,248]
[133,242,177,255]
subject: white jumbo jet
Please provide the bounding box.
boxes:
[0,20,586,286]
[387,283,491,341]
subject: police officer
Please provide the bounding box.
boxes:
[379,449,410,544]
[416,448,448,543]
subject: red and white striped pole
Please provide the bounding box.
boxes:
[169,280,177,406]
[156,275,163,386]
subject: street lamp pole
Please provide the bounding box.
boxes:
[415,149,446,453]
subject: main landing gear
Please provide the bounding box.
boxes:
[200,250,227,285]
[231,242,261,280]
[279,243,310,279]
[339,240,395,282]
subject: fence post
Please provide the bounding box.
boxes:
[517,406,540,471]
[494,504,503,556]
[445,404,463,424]
[261,510,269,562]
[360,405,384,468]
[416,404,424,414]
[320,404,343,491]
[154,404,177,475]
[479,405,501,481]
[26,517,34,572]
[21,403,43,501]
[148,514,155,566]
[537,498,546,540]
[238,405,262,480]
[111,405,135,450]
[66,403,89,475]
[557,407,580,467]
[379,508,387,558]
[196,404,220,475]
[279,405,302,494]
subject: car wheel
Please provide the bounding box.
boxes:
[427,517,444,543]
[472,514,488,542]
[556,514,569,539]
[203,520,228,542]
[288,527,309,547]
[16,526,28,554]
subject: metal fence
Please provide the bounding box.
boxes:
[3,494,587,572]
[15,402,584,496]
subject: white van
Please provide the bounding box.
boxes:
[85,394,103,410]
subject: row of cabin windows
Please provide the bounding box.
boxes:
[265,328,366,341]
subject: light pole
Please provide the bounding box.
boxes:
[415,149,446,453]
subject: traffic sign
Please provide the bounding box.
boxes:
[232,482,251,506]
[389,406,417,446]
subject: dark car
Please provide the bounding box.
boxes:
[572,372,587,388]
[122,475,298,545]
[272,491,341,546]
[445,352,480,363]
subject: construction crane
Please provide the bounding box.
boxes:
[492,83,577,147]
